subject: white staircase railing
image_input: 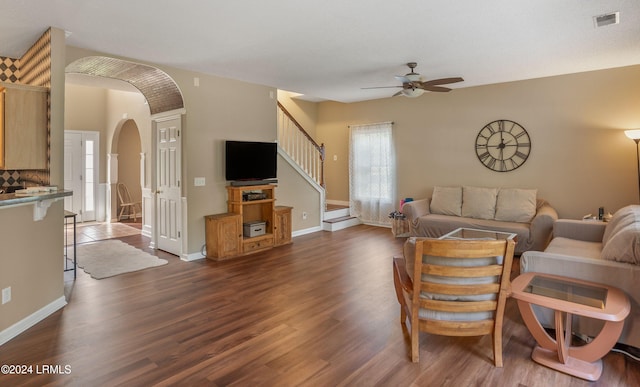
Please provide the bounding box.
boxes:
[277,101,325,187]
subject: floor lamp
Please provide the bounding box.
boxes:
[625,129,640,203]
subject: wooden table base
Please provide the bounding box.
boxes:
[516,302,624,381]
[531,345,602,381]
[511,273,630,382]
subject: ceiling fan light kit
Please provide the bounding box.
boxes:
[364,62,464,98]
[399,88,424,98]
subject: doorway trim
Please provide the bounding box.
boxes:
[64,130,100,222]
[150,109,186,257]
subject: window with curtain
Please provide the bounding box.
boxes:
[349,122,396,225]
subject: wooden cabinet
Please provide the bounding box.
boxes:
[0,83,48,170]
[204,213,242,260]
[274,206,293,246]
[228,184,276,255]
[205,184,292,260]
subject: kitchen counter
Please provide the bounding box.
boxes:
[0,190,72,207]
[0,190,72,220]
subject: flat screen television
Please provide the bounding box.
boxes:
[225,140,277,182]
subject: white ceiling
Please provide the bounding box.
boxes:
[1,0,639,103]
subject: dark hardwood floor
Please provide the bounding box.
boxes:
[1,225,639,386]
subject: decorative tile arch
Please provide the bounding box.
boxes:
[65,56,184,115]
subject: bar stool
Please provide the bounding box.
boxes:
[64,211,77,279]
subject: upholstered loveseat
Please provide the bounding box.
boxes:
[402,186,558,254]
[521,205,640,349]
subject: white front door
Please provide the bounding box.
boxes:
[64,131,99,222]
[155,116,182,255]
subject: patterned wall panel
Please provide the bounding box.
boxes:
[20,28,51,88]
[0,57,20,83]
[0,28,51,188]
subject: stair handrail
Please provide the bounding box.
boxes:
[277,101,325,187]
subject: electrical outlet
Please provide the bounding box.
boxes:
[2,287,11,304]
[302,212,308,220]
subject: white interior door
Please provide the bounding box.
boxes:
[156,117,182,255]
[64,130,99,222]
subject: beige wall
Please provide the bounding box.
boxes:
[66,82,321,239]
[62,51,640,253]
[65,46,278,254]
[64,84,108,181]
[0,202,64,332]
[117,120,142,203]
[65,83,150,219]
[276,155,322,230]
[277,90,318,138]
[317,65,640,219]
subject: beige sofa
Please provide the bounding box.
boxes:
[402,186,557,254]
[520,205,640,349]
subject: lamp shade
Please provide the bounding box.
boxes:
[625,129,640,140]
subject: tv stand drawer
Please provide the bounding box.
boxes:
[243,236,274,253]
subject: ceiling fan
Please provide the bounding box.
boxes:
[363,62,464,98]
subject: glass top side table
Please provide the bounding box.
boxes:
[511,272,630,381]
[440,227,517,241]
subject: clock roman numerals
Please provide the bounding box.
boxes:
[475,120,531,172]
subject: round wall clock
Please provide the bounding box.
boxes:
[475,119,531,172]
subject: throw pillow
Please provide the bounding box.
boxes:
[602,205,640,246]
[601,222,640,265]
[494,188,537,223]
[430,186,462,216]
[461,186,498,219]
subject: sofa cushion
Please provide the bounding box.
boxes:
[601,223,640,265]
[430,186,462,216]
[495,188,537,223]
[411,214,531,254]
[544,237,602,260]
[461,186,498,220]
[603,205,640,246]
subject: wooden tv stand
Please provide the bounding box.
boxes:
[205,184,292,260]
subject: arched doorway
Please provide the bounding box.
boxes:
[114,119,142,223]
[65,56,185,256]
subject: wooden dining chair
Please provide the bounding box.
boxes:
[392,237,515,366]
[116,182,142,222]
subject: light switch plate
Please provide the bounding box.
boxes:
[194,177,206,186]
[2,287,11,304]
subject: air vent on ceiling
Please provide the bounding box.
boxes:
[593,11,620,28]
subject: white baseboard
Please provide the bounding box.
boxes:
[141,225,152,238]
[182,251,206,261]
[0,296,67,347]
[293,226,323,237]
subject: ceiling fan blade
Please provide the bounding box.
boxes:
[392,91,404,97]
[420,77,464,87]
[423,85,452,92]
[361,86,403,89]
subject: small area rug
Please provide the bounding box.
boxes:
[77,239,168,279]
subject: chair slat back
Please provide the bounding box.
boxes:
[117,183,132,204]
[411,238,515,333]
[393,235,515,365]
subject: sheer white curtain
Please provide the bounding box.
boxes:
[349,122,396,225]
